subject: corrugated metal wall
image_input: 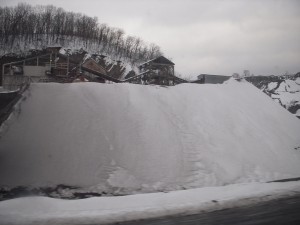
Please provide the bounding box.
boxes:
[23,66,48,77]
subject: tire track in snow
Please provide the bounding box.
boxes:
[154,94,208,188]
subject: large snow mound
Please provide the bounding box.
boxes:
[0,80,300,193]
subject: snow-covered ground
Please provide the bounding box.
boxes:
[0,79,300,195]
[0,181,300,225]
[266,77,300,116]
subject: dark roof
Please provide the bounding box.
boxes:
[46,46,62,53]
[198,74,230,78]
[196,74,231,84]
[139,56,175,67]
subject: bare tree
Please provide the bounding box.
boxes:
[0,3,164,65]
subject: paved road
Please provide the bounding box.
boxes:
[114,194,300,225]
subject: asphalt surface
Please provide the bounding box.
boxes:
[113,194,300,225]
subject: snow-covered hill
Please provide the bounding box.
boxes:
[0,80,300,196]
[246,75,300,118]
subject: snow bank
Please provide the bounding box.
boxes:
[0,181,300,225]
[0,79,300,193]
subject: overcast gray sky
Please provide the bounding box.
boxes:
[1,0,300,77]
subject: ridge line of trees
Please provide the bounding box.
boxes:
[0,3,162,64]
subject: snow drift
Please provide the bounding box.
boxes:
[0,79,300,194]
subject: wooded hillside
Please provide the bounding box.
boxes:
[0,3,162,65]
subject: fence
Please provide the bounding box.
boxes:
[2,75,31,91]
[0,81,30,126]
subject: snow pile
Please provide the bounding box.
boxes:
[1,181,300,225]
[0,79,300,194]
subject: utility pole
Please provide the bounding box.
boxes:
[66,49,71,76]
[2,63,5,87]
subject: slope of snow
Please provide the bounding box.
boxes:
[276,80,300,93]
[267,82,278,91]
[264,78,300,110]
[247,76,300,118]
[272,92,300,108]
[0,79,300,194]
[0,181,300,225]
